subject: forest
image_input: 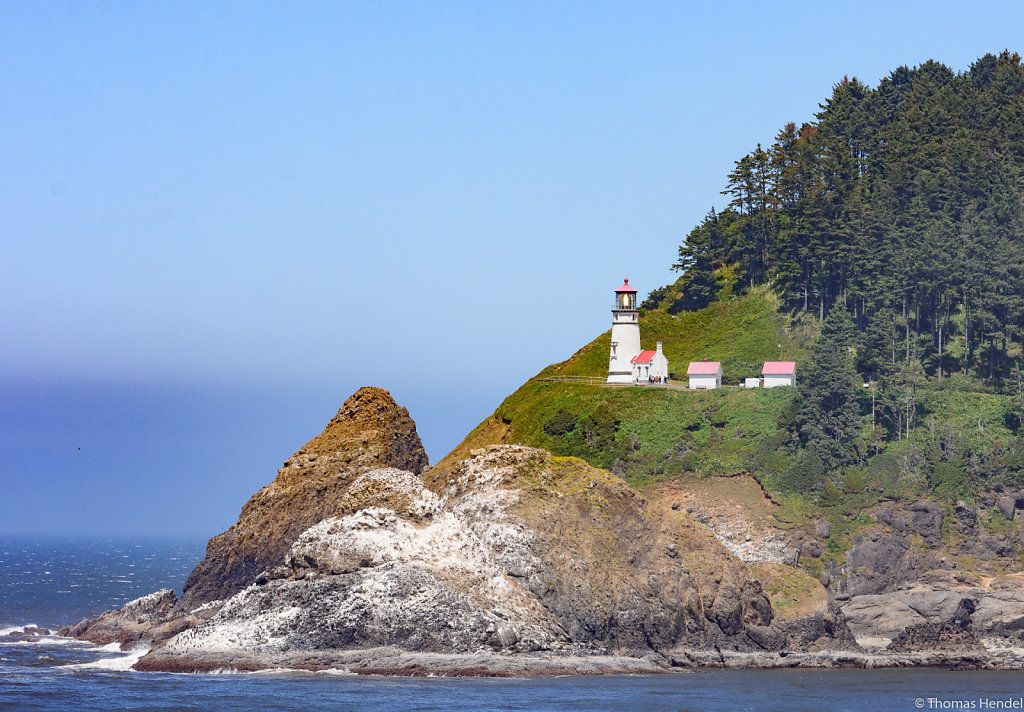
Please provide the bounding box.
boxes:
[649,51,1024,385]
[641,51,1024,492]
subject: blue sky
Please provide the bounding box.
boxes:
[3,1,1022,536]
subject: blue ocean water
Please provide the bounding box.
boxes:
[4,537,1024,712]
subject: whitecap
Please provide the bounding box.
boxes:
[321,668,357,676]
[65,646,149,672]
[0,624,39,636]
[244,667,314,676]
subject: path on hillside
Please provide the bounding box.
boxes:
[535,376,739,390]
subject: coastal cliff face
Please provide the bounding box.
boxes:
[63,387,1024,673]
[177,387,428,610]
[136,446,826,674]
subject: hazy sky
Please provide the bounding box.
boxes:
[3,1,1022,536]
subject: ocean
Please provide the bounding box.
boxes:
[3,536,1024,712]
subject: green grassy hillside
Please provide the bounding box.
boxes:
[439,288,807,482]
[439,287,1024,511]
[539,285,812,384]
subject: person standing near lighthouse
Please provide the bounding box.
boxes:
[607,278,641,384]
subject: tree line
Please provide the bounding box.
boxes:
[654,52,1024,390]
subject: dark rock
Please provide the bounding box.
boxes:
[57,588,185,648]
[887,621,984,654]
[800,540,822,559]
[845,533,911,596]
[876,501,942,544]
[0,626,51,642]
[745,625,786,651]
[814,520,831,539]
[997,497,1016,520]
[954,500,976,529]
[952,598,976,626]
[909,501,943,543]
[875,506,907,532]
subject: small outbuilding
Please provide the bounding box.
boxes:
[762,361,796,388]
[687,360,722,390]
[631,341,669,382]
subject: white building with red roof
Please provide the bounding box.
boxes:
[630,341,669,382]
[687,360,723,389]
[762,360,796,388]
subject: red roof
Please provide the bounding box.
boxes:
[762,361,796,375]
[687,361,722,375]
[631,350,656,364]
[615,278,637,293]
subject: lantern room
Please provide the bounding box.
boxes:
[615,278,638,310]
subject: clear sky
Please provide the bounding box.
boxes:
[2,1,1022,536]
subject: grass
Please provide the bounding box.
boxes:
[748,562,827,619]
[539,285,809,384]
[436,283,1024,553]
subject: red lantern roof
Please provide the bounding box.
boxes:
[615,278,637,293]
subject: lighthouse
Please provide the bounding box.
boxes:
[607,278,642,384]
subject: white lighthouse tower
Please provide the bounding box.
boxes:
[607,278,642,384]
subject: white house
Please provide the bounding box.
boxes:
[607,278,642,384]
[631,341,669,382]
[687,360,722,389]
[762,361,796,388]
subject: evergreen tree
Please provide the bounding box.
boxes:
[793,306,862,468]
[673,251,717,312]
[779,445,826,493]
[661,52,1024,392]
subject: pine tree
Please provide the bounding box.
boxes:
[794,306,862,468]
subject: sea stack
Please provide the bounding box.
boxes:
[176,387,428,610]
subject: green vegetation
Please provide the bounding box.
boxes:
[447,289,1023,508]
[495,379,791,484]
[653,52,1024,389]
[790,305,862,471]
[444,52,1024,529]
[542,286,809,385]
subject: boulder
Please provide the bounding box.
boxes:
[800,539,822,559]
[909,500,943,543]
[997,497,1016,521]
[58,589,186,648]
[844,533,911,596]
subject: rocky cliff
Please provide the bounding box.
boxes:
[63,387,1024,674]
[177,387,428,609]
[134,446,837,674]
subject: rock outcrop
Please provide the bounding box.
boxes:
[59,589,206,648]
[63,387,1024,674]
[136,446,811,673]
[177,387,428,609]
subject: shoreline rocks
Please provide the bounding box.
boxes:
[58,388,1024,676]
